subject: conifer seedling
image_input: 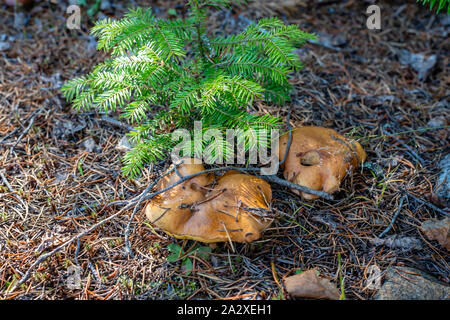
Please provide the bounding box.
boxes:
[62,0,316,177]
[418,0,450,13]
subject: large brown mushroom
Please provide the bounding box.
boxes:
[279,126,367,200]
[144,158,273,243]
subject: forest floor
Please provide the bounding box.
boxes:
[0,0,448,300]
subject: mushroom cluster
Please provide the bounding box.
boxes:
[279,126,367,200]
[145,126,366,242]
[144,158,273,243]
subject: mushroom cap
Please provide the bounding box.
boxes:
[279,126,367,200]
[145,159,273,243]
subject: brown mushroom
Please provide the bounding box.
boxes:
[144,158,273,243]
[279,126,367,200]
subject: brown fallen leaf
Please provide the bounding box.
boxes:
[420,217,450,250]
[284,269,340,300]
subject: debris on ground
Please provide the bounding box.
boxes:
[369,236,423,251]
[420,217,450,250]
[0,41,10,51]
[284,269,340,300]
[375,267,450,300]
[436,154,450,205]
[116,135,132,152]
[397,49,437,82]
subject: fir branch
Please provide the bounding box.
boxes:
[62,1,315,177]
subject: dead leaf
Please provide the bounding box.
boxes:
[284,269,340,300]
[420,217,450,250]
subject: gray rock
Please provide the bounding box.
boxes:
[116,135,132,152]
[52,120,86,139]
[86,36,97,52]
[13,12,28,30]
[0,34,14,42]
[41,72,63,90]
[82,137,99,153]
[440,14,450,26]
[398,49,437,81]
[436,154,450,203]
[0,42,11,51]
[427,116,447,128]
[308,32,347,51]
[375,266,450,300]
[100,0,112,11]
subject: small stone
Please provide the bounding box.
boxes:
[375,266,450,300]
[310,32,347,50]
[52,120,86,139]
[82,137,98,153]
[440,15,450,26]
[116,135,132,152]
[100,0,112,11]
[0,42,11,51]
[86,36,98,53]
[42,72,63,90]
[398,49,437,81]
[427,116,447,128]
[436,154,450,204]
[13,12,29,30]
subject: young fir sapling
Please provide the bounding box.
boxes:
[62,0,316,177]
[418,0,450,13]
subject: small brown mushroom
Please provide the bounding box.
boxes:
[279,126,367,200]
[145,158,273,243]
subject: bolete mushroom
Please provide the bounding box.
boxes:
[144,158,273,243]
[279,126,366,200]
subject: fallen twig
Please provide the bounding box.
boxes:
[10,109,40,153]
[8,200,135,293]
[378,195,406,238]
[0,169,26,210]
